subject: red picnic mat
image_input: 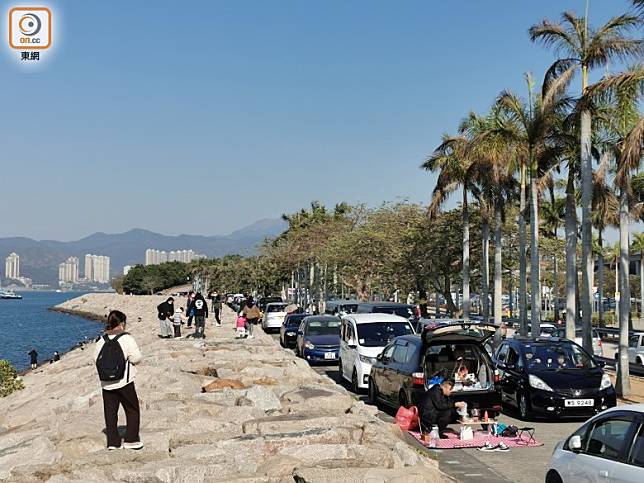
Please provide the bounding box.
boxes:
[409,429,543,449]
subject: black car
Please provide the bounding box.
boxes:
[258,296,283,312]
[280,313,307,348]
[368,322,503,418]
[493,337,617,420]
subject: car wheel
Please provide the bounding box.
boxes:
[352,369,360,394]
[368,378,379,406]
[518,392,531,421]
[545,470,563,483]
[636,356,643,366]
[279,335,284,347]
[398,390,409,409]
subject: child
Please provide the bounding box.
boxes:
[236,315,247,338]
[173,307,185,338]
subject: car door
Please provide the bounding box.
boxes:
[377,343,397,403]
[388,342,409,404]
[567,414,637,482]
[494,343,511,403]
[627,335,639,364]
[503,346,523,407]
[342,321,357,381]
[296,320,307,355]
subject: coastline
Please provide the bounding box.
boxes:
[0,293,446,482]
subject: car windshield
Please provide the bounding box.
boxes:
[540,325,557,335]
[266,304,287,313]
[375,307,413,319]
[306,320,341,336]
[356,322,413,347]
[287,317,305,327]
[522,343,596,370]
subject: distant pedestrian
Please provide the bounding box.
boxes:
[236,314,247,338]
[172,307,185,338]
[241,297,261,339]
[192,293,209,338]
[28,349,38,369]
[212,294,222,327]
[186,291,196,328]
[94,310,143,451]
[156,297,174,338]
[53,351,60,362]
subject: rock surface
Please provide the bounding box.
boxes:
[0,294,446,482]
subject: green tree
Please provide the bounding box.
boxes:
[0,360,24,397]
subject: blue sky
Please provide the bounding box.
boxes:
[0,0,639,240]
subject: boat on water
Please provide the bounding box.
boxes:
[0,289,22,299]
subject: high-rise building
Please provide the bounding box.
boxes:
[4,253,20,279]
[84,254,111,283]
[145,248,199,265]
[123,265,133,276]
[59,257,80,284]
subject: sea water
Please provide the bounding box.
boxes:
[0,292,104,371]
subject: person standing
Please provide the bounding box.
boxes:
[28,349,38,369]
[94,310,143,451]
[241,297,261,339]
[212,294,222,327]
[186,292,196,328]
[172,307,185,338]
[156,297,174,338]
[192,293,208,338]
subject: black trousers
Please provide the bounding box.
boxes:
[431,408,456,434]
[102,382,140,447]
[213,308,221,324]
[173,324,181,337]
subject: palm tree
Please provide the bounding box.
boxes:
[423,133,475,319]
[494,68,575,337]
[540,191,566,322]
[633,233,644,318]
[530,9,642,353]
[591,152,618,325]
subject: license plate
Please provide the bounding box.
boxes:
[324,352,336,360]
[564,399,594,407]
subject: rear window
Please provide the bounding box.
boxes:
[266,304,287,313]
[356,322,413,347]
[340,304,358,314]
[374,306,413,319]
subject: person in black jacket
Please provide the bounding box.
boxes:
[419,380,465,438]
[191,293,209,339]
[156,297,174,338]
[28,349,38,369]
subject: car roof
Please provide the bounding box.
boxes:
[509,336,577,345]
[344,313,412,324]
[327,299,360,304]
[358,302,414,307]
[265,302,287,308]
[596,403,644,416]
[303,315,341,322]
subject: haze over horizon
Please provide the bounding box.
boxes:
[0,0,639,241]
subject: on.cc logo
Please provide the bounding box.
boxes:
[18,13,41,36]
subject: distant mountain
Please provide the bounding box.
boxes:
[0,219,288,285]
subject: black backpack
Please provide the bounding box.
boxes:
[96,333,128,382]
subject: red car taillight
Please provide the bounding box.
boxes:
[412,372,425,386]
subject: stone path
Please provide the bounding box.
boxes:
[0,294,446,482]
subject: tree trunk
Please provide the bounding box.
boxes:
[435,291,440,317]
[519,164,528,335]
[418,286,428,318]
[553,253,560,322]
[529,166,541,336]
[462,187,470,320]
[493,204,503,345]
[616,187,631,397]
[482,218,490,321]
[598,231,605,325]
[580,106,594,353]
[564,170,577,341]
[640,252,643,318]
[444,275,457,315]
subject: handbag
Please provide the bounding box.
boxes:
[395,405,419,431]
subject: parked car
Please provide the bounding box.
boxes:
[261,302,288,331]
[356,302,418,327]
[339,313,415,393]
[493,337,617,420]
[280,313,307,348]
[295,315,341,363]
[539,323,559,337]
[325,299,360,316]
[614,333,644,370]
[369,321,503,418]
[258,296,283,312]
[546,403,644,483]
[551,327,603,357]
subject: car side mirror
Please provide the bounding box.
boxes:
[376,353,383,361]
[569,435,582,452]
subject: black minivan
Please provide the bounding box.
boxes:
[493,337,617,420]
[368,322,503,417]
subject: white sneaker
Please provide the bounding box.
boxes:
[123,441,144,450]
[107,446,121,451]
[247,335,254,339]
[216,323,221,327]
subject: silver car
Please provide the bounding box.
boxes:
[547,404,644,483]
[627,333,644,367]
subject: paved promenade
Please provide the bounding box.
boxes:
[0,294,445,482]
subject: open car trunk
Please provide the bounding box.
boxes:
[423,342,495,392]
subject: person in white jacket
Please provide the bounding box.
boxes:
[94,310,143,450]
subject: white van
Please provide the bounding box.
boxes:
[339,313,415,392]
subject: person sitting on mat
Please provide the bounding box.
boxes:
[419,380,466,439]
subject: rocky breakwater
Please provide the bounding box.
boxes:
[0,293,446,482]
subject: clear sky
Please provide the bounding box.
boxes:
[0,0,639,240]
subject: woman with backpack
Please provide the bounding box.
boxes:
[240,297,261,339]
[94,310,143,451]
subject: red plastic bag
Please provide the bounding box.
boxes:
[395,405,419,431]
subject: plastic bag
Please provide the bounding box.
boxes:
[460,426,474,440]
[395,405,419,431]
